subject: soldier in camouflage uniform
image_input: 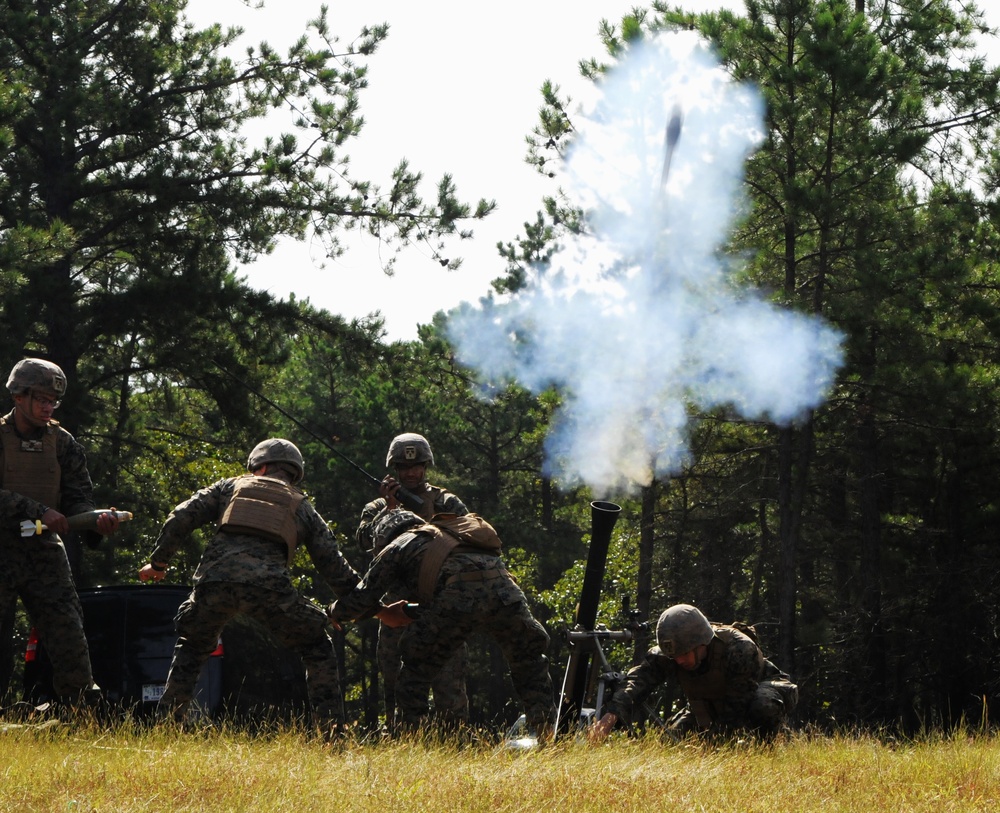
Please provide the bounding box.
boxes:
[591,603,798,741]
[332,508,554,735]
[356,433,470,729]
[139,438,367,733]
[1,358,121,706]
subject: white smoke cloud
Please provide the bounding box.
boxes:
[447,30,843,496]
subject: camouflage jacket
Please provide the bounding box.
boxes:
[355,483,468,553]
[606,625,767,728]
[329,527,517,622]
[0,409,97,541]
[149,476,360,595]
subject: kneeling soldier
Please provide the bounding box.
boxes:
[591,603,798,741]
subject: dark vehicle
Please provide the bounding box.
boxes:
[24,584,222,718]
[24,584,310,723]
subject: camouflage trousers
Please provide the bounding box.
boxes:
[158,581,342,727]
[0,535,94,698]
[394,576,554,732]
[671,678,799,737]
[378,615,469,729]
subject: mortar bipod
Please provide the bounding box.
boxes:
[554,625,637,735]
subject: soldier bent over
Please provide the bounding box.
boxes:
[333,509,554,737]
[590,603,798,741]
[355,433,470,730]
[140,438,366,734]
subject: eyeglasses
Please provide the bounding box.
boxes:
[31,393,62,409]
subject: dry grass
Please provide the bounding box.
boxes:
[1,720,998,812]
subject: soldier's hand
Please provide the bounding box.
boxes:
[139,563,166,582]
[588,712,619,742]
[379,475,401,509]
[40,508,68,535]
[96,509,121,535]
[375,599,414,629]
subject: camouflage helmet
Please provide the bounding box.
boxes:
[386,433,434,468]
[247,438,305,484]
[656,604,715,658]
[372,508,425,553]
[7,358,67,397]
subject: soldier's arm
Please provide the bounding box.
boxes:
[354,497,388,551]
[327,544,404,622]
[57,433,126,543]
[0,487,50,524]
[605,649,674,722]
[436,491,469,516]
[300,502,361,596]
[55,432,97,516]
[148,480,228,565]
[715,636,766,726]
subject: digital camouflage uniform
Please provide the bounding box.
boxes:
[150,474,360,728]
[356,484,470,726]
[336,515,554,732]
[0,410,101,700]
[606,624,798,737]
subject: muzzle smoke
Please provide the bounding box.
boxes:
[447,31,843,495]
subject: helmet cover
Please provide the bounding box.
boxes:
[7,358,67,397]
[385,433,434,468]
[247,438,305,483]
[656,604,715,657]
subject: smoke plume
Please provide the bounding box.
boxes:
[447,31,843,496]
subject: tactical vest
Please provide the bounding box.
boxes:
[415,513,503,603]
[0,415,61,509]
[411,484,446,521]
[676,626,764,729]
[371,485,449,555]
[218,475,305,562]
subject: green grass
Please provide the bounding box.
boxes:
[1,720,998,812]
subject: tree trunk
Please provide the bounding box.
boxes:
[858,394,887,716]
[777,416,814,673]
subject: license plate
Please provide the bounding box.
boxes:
[142,683,166,702]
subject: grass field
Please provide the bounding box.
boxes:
[1,720,997,812]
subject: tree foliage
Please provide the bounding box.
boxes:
[0,0,492,423]
[498,0,1000,730]
[5,0,1000,734]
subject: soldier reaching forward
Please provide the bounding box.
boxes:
[590,603,798,741]
[356,433,470,730]
[332,509,555,737]
[140,438,382,735]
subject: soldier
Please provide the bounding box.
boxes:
[1,358,121,708]
[139,438,387,734]
[356,433,470,730]
[331,508,554,737]
[590,603,798,741]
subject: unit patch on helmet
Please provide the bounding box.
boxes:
[6,358,68,397]
[386,433,433,467]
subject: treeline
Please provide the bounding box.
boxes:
[2,0,1000,733]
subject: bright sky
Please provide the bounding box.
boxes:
[187,1,1000,342]
[184,0,676,340]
